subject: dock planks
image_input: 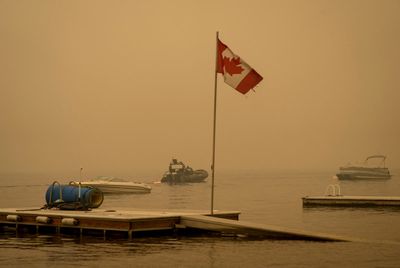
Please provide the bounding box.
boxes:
[0,207,350,241]
[303,196,400,207]
[181,215,349,241]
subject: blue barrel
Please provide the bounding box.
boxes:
[45,183,104,209]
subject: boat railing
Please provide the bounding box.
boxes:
[325,184,342,196]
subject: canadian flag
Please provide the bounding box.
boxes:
[216,38,263,94]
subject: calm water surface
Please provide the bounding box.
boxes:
[1,170,400,267]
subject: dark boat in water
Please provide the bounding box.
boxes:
[161,159,208,183]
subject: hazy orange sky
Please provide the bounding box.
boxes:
[1,0,399,177]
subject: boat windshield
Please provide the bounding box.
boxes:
[170,164,184,170]
[93,176,127,182]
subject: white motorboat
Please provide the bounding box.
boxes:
[77,177,152,194]
[336,155,391,180]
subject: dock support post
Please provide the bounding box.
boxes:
[15,224,19,238]
[128,230,133,240]
[128,222,133,240]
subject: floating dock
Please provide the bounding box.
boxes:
[0,207,348,241]
[304,184,400,208]
[303,196,400,207]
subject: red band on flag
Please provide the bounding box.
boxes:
[236,69,263,94]
[216,38,263,94]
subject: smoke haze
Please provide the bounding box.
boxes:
[1,0,399,178]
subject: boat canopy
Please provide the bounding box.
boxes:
[365,155,387,167]
[366,155,386,161]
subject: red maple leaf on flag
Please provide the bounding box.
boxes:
[223,56,244,76]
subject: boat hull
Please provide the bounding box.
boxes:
[161,169,208,183]
[336,167,391,180]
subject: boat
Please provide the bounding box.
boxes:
[76,177,152,194]
[161,159,208,183]
[336,155,391,180]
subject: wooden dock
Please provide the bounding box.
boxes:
[303,196,400,207]
[181,215,348,241]
[0,207,349,241]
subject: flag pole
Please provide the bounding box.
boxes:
[211,31,219,215]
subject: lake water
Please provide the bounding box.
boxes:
[1,169,400,267]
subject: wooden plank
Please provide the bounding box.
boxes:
[78,218,130,230]
[181,215,350,241]
[130,217,179,231]
[303,196,400,207]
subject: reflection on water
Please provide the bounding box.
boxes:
[1,233,400,267]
